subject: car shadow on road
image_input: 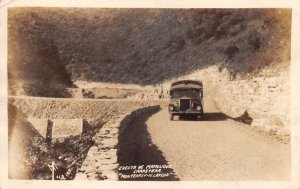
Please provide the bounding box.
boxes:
[177,111,254,126]
[117,109,179,181]
[175,112,229,122]
[202,112,229,121]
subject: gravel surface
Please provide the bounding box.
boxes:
[145,97,290,181]
[8,97,166,119]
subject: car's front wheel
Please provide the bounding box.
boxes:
[193,114,199,121]
[169,114,174,121]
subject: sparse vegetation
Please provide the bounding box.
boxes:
[8,8,291,96]
[7,8,291,180]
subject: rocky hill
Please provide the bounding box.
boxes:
[8,8,291,96]
[7,8,292,180]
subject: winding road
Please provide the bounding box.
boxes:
[123,97,290,181]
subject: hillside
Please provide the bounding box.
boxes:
[8,8,291,96]
[7,8,292,180]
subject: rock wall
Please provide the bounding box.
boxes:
[174,66,290,134]
[75,105,160,180]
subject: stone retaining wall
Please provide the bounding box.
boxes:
[173,66,290,135]
[75,105,160,180]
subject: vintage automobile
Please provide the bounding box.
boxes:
[168,80,204,120]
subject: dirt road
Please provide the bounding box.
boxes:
[119,97,290,181]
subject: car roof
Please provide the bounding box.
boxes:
[170,80,203,90]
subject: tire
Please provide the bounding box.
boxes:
[200,112,204,120]
[194,115,199,121]
[170,114,174,121]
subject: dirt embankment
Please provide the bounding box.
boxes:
[8,8,290,96]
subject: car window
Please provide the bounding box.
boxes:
[170,89,200,98]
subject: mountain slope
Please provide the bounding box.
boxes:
[8,8,291,95]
